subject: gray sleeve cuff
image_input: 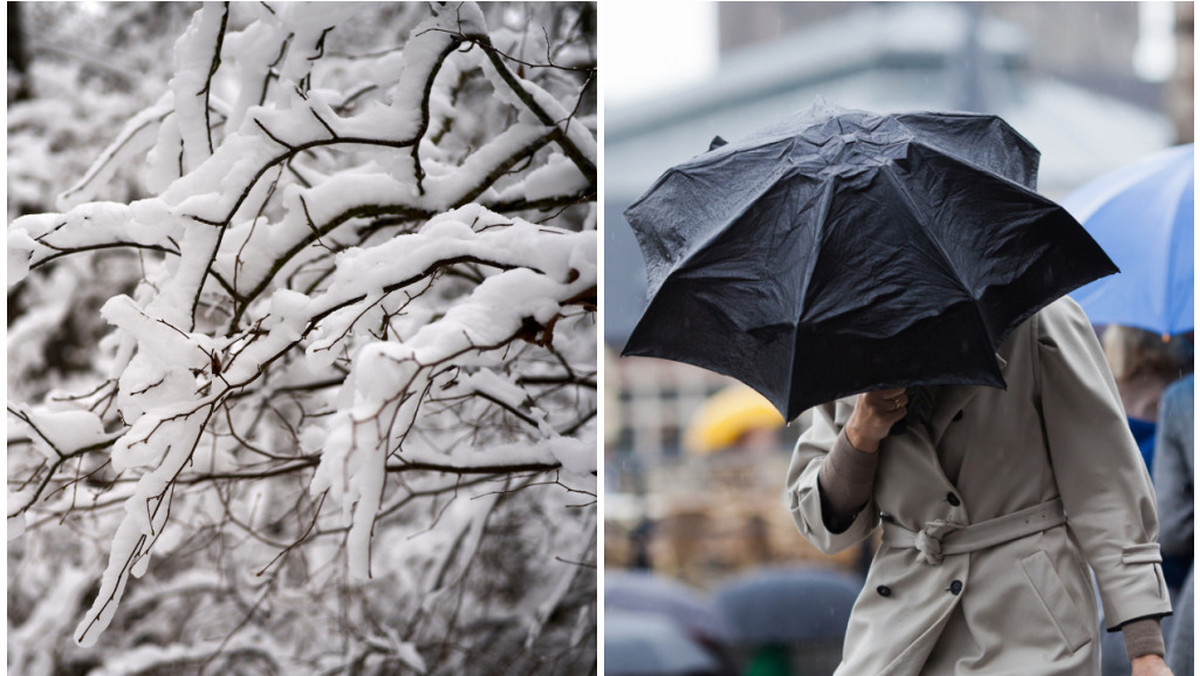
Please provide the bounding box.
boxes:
[1121,617,1165,658]
[817,431,879,526]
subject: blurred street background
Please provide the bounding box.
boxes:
[602,3,1193,675]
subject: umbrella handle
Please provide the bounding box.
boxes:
[888,418,908,437]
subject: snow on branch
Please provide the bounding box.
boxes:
[8,2,596,670]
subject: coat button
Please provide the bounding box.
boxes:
[876,585,892,597]
[947,492,961,506]
[949,580,963,595]
[953,410,964,421]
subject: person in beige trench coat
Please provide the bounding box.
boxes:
[786,297,1173,675]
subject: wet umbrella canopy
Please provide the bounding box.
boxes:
[622,99,1117,420]
[605,609,721,675]
[714,567,860,644]
[605,569,736,642]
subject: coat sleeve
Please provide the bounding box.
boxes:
[785,398,880,554]
[1034,298,1172,629]
[1152,377,1193,558]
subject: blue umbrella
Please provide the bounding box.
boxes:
[1064,143,1194,336]
[605,609,720,675]
[713,567,861,645]
[605,569,735,643]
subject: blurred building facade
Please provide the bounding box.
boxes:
[718,1,1192,143]
[1168,2,1194,142]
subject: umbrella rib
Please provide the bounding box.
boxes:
[648,140,801,294]
[788,177,839,408]
[879,165,997,347]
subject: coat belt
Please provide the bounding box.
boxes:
[882,498,1065,565]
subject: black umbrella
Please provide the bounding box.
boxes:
[622,99,1116,420]
[605,570,735,643]
[606,609,722,675]
[713,566,860,644]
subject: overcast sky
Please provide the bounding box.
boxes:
[601,2,718,106]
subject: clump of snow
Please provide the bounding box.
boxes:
[8,229,36,286]
[499,152,591,202]
[145,108,185,193]
[269,288,312,325]
[221,9,286,131]
[76,519,145,646]
[13,405,109,460]
[169,3,227,172]
[546,436,595,476]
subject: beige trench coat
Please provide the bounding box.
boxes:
[786,297,1171,675]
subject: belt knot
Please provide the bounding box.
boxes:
[881,498,1065,565]
[914,519,962,565]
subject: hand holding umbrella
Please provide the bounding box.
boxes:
[845,388,908,452]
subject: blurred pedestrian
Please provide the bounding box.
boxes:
[1102,327,1192,597]
[787,297,1173,675]
[628,517,655,570]
[1101,325,1191,473]
[1153,373,1193,676]
[1096,328,1190,676]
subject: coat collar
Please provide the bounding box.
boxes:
[929,352,1008,447]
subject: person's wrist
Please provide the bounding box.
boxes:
[1130,653,1170,676]
[1123,617,1166,661]
[845,423,879,453]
